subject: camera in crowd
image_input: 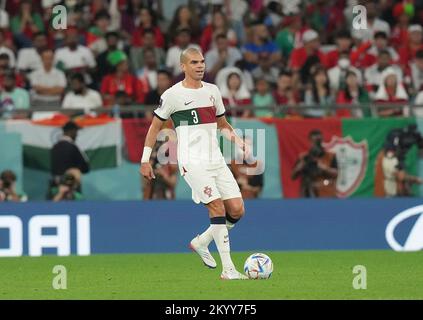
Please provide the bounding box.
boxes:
[384,124,423,167]
[301,141,325,177]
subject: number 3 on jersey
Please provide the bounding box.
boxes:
[191,110,199,124]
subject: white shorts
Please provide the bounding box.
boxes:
[180,163,241,204]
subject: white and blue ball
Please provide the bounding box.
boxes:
[244,253,273,279]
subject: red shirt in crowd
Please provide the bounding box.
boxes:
[132,27,165,48]
[100,73,145,106]
[289,47,327,70]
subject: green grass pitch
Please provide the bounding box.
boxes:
[0,250,422,299]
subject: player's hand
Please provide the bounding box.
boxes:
[140,162,155,180]
[242,142,252,160]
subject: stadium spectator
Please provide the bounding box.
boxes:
[0,70,30,113]
[0,53,25,89]
[10,0,45,49]
[368,31,400,65]
[242,23,281,71]
[54,28,96,80]
[305,0,345,43]
[252,78,275,117]
[350,1,390,42]
[251,51,280,87]
[167,5,201,45]
[16,32,47,73]
[100,50,145,106]
[325,29,353,69]
[398,25,423,69]
[131,7,165,48]
[275,14,303,60]
[328,52,362,92]
[50,168,84,201]
[200,10,237,53]
[224,0,249,44]
[95,31,122,87]
[86,10,112,56]
[219,69,252,118]
[273,70,300,116]
[291,129,338,198]
[135,47,162,95]
[0,169,27,202]
[205,33,242,80]
[145,69,172,106]
[0,31,16,68]
[390,1,414,49]
[374,68,409,117]
[336,71,371,118]
[50,121,90,185]
[166,28,201,77]
[381,145,422,197]
[289,29,326,87]
[364,49,402,95]
[28,49,66,108]
[302,66,334,117]
[130,28,166,72]
[405,49,423,98]
[62,73,103,112]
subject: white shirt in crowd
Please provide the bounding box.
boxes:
[166,44,201,76]
[54,45,96,70]
[205,47,242,73]
[28,67,67,103]
[17,48,43,71]
[0,10,9,28]
[351,18,391,42]
[62,89,103,112]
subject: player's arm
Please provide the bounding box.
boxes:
[139,116,164,180]
[216,115,251,157]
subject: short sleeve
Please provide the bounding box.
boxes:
[153,91,173,121]
[213,85,226,117]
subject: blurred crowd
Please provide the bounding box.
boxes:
[0,0,421,119]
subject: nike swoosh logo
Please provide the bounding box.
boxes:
[184,101,194,105]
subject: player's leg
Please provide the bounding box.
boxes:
[205,198,247,280]
[183,164,219,268]
[223,197,245,231]
[194,166,243,245]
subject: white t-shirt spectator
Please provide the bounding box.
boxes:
[28,67,67,103]
[54,45,96,70]
[62,89,103,112]
[205,47,242,73]
[0,46,15,67]
[166,44,201,76]
[17,48,42,72]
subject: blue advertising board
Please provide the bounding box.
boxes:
[1,199,422,256]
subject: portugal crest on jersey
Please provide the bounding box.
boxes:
[323,136,368,198]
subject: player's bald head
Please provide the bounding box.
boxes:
[180,47,203,64]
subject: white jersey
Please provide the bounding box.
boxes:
[154,81,226,168]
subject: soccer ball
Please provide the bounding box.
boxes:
[244,253,273,279]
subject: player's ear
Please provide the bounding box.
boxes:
[180,63,185,72]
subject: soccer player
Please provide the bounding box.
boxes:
[140,47,250,280]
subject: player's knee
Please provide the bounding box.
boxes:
[230,201,245,220]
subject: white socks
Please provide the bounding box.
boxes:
[210,222,235,271]
[198,221,235,247]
